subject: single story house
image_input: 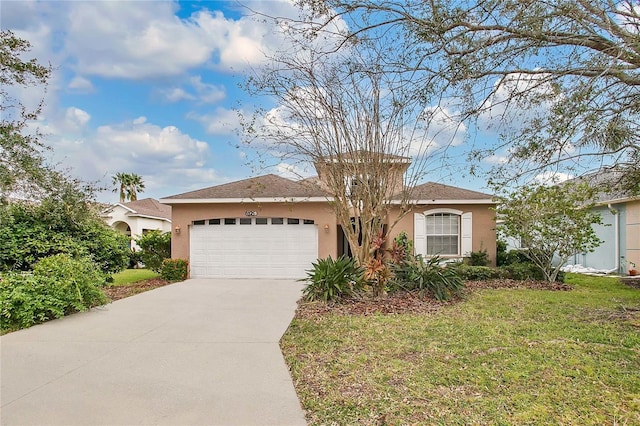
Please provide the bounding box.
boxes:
[102,198,172,248]
[565,171,640,274]
[160,159,496,279]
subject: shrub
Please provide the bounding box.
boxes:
[467,249,490,266]
[454,264,504,281]
[1,254,107,331]
[300,255,363,302]
[392,255,464,301]
[0,201,129,274]
[496,239,509,266]
[499,262,544,281]
[161,259,188,282]
[136,230,171,272]
[78,221,130,275]
[504,249,531,265]
[392,232,413,259]
[128,248,143,269]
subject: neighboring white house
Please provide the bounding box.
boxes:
[102,198,172,248]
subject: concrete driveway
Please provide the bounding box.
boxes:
[1,279,307,426]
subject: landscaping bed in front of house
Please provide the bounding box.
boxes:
[103,278,172,301]
[282,273,640,425]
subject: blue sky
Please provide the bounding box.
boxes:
[3,0,508,202]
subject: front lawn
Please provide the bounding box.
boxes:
[110,268,160,286]
[281,274,640,425]
[105,269,170,300]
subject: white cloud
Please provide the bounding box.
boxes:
[408,106,467,156]
[64,2,214,79]
[68,76,94,92]
[163,88,196,103]
[534,171,573,185]
[65,107,91,128]
[478,72,559,133]
[484,154,508,165]
[2,0,348,81]
[187,108,241,136]
[42,114,216,200]
[273,162,314,180]
[161,76,226,104]
[94,120,209,166]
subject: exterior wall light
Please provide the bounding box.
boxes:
[323,224,330,233]
[174,225,181,234]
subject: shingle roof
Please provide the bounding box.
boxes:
[161,174,328,200]
[407,182,494,201]
[565,169,638,203]
[122,198,172,220]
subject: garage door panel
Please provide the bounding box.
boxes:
[189,220,318,279]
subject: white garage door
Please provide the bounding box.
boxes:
[189,217,318,279]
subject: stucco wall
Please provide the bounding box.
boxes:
[387,204,497,266]
[626,199,640,270]
[169,202,339,262]
[169,201,497,266]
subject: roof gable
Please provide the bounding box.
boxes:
[408,182,494,201]
[161,174,328,201]
[120,198,172,220]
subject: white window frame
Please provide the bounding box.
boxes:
[414,208,473,258]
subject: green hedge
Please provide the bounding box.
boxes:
[160,259,188,282]
[1,254,108,332]
[454,264,505,281]
[136,231,171,272]
[0,202,129,274]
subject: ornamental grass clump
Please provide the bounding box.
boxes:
[300,255,363,302]
[391,255,464,301]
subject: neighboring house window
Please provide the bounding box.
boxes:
[425,213,459,255]
[414,209,473,257]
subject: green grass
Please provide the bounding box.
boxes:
[110,269,159,286]
[281,274,640,425]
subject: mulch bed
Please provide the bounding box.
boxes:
[103,278,172,301]
[295,279,573,318]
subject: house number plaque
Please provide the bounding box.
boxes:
[245,211,257,216]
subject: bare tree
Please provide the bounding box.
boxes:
[241,37,454,265]
[299,0,640,192]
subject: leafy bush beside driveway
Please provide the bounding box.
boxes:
[135,230,171,272]
[0,201,129,274]
[1,254,108,332]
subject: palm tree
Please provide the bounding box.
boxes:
[112,173,145,202]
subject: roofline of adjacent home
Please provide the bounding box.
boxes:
[126,213,172,222]
[595,195,639,206]
[159,197,495,205]
[101,203,136,214]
